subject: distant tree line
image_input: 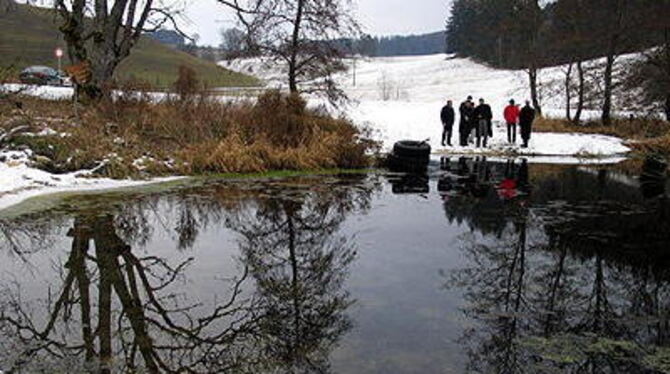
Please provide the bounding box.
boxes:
[217,30,447,59]
[446,0,663,68]
[446,0,670,123]
[353,32,447,57]
[146,30,186,48]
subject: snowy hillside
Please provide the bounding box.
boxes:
[221,53,631,157]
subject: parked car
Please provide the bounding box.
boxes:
[19,66,70,86]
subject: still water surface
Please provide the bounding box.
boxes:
[0,158,669,373]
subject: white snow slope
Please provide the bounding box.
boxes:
[222,53,631,157]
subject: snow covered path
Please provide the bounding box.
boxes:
[349,100,629,157]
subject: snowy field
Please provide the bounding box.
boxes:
[222,53,632,157]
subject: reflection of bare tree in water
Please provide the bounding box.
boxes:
[226,179,376,373]
[0,212,257,373]
[446,198,670,372]
[0,176,378,373]
[0,217,64,261]
[446,210,536,373]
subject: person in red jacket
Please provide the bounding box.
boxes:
[503,99,520,144]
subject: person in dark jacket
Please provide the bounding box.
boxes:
[473,98,493,148]
[519,101,536,148]
[440,100,455,146]
[459,96,475,146]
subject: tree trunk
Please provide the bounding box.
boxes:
[573,60,585,125]
[56,1,154,103]
[287,213,301,365]
[97,247,113,373]
[71,220,96,363]
[80,50,118,102]
[288,0,305,93]
[592,253,606,333]
[544,247,567,337]
[565,62,573,121]
[602,53,615,126]
[529,66,542,117]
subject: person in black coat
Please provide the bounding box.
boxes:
[473,98,493,148]
[459,96,475,146]
[440,100,455,146]
[519,101,536,148]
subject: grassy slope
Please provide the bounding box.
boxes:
[0,4,259,88]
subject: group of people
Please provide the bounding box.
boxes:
[440,96,536,148]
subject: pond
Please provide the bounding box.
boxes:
[0,157,669,373]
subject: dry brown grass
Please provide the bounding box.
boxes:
[627,134,670,155]
[534,116,670,138]
[2,87,378,178]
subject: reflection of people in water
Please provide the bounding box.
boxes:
[470,157,491,199]
[517,159,530,193]
[498,160,518,200]
[640,156,667,199]
[440,156,451,172]
[440,157,533,203]
[474,157,490,182]
[438,157,493,199]
[497,159,530,200]
[458,157,470,176]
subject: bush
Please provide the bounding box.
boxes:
[173,65,201,101]
[534,116,670,139]
[3,90,378,177]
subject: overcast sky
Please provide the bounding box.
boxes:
[184,0,451,46]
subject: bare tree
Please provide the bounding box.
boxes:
[590,0,659,125]
[53,0,185,102]
[622,3,670,120]
[515,0,546,117]
[595,0,631,126]
[215,0,360,102]
[377,71,395,101]
[219,27,248,59]
[551,0,591,125]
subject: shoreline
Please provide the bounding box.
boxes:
[0,155,630,218]
[0,168,376,217]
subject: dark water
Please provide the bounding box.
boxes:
[0,158,669,373]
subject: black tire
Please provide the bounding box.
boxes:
[641,156,668,181]
[388,153,429,173]
[393,140,431,159]
[391,174,430,194]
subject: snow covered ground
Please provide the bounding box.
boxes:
[0,149,180,213]
[222,53,632,157]
[1,84,73,101]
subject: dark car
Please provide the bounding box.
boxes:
[19,66,70,86]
